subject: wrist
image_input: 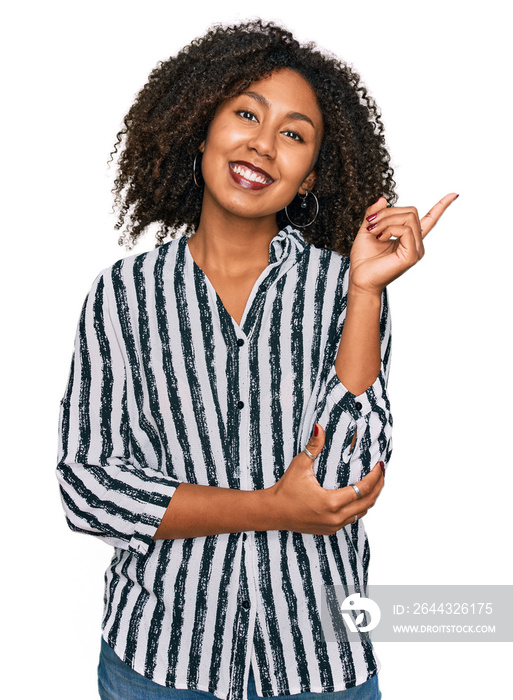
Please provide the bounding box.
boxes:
[347,279,384,304]
[256,485,280,531]
[347,286,382,321]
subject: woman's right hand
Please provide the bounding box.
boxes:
[266,424,385,535]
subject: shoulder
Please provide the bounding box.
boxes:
[95,238,183,288]
[82,239,185,315]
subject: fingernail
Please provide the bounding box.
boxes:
[376,232,383,239]
[380,461,385,475]
[367,223,377,231]
[373,196,384,204]
[366,213,377,222]
[314,423,319,437]
[454,194,460,199]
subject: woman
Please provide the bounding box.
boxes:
[56,20,457,700]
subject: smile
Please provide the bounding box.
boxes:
[229,161,274,190]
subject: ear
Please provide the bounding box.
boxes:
[298,170,317,196]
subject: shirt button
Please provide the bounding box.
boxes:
[355,402,362,411]
[241,600,251,609]
[237,401,245,409]
[237,338,245,347]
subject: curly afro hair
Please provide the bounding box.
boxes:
[111,19,397,255]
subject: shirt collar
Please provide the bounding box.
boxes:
[268,226,307,266]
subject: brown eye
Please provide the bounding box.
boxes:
[282,130,304,143]
[237,110,257,122]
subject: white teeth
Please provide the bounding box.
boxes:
[231,163,272,184]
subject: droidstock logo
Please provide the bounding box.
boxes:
[340,593,381,632]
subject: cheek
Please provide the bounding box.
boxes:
[204,120,242,152]
[202,126,241,173]
[282,150,317,187]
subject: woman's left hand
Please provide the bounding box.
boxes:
[349,193,459,294]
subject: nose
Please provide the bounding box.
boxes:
[247,124,276,160]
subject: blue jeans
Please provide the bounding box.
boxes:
[98,637,382,700]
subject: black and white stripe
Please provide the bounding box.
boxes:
[56,227,393,700]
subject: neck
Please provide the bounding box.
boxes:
[189,201,279,275]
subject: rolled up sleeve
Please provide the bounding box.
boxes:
[311,289,393,488]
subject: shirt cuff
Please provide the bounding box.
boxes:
[323,364,390,420]
[126,483,179,556]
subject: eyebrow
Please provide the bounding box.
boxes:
[242,91,316,130]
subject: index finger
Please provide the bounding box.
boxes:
[420,193,459,238]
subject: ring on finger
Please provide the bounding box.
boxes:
[303,446,315,460]
[349,483,362,499]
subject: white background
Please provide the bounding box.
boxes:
[2,1,511,697]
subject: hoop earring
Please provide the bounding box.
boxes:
[193,153,203,188]
[284,190,319,228]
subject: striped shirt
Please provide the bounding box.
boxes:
[56,226,392,700]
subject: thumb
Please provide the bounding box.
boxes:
[303,423,325,460]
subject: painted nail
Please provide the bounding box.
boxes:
[373,196,384,204]
[380,461,385,475]
[314,423,319,437]
[367,223,377,231]
[366,213,377,222]
[376,232,383,239]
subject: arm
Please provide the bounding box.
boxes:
[309,281,392,490]
[153,483,271,539]
[153,430,385,539]
[322,193,459,481]
[56,272,181,556]
[335,290,381,396]
[334,194,458,397]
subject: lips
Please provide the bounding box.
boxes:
[229,161,274,190]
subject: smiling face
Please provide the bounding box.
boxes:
[198,68,324,228]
